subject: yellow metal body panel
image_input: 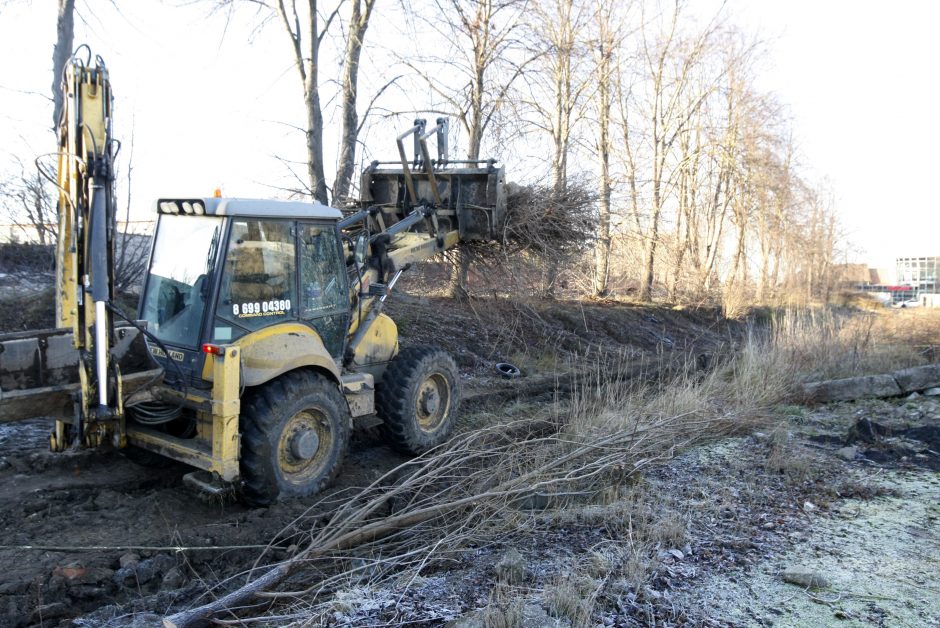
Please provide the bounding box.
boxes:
[341,372,375,417]
[352,313,398,368]
[211,345,241,479]
[387,230,459,272]
[128,345,242,481]
[202,322,340,387]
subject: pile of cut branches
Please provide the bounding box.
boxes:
[496,179,598,255]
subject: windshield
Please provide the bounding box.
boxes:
[140,214,222,348]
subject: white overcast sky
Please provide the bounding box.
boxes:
[1,0,938,268]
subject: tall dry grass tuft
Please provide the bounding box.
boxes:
[566,323,794,442]
[767,308,937,382]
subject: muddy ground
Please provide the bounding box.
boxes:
[0,289,739,627]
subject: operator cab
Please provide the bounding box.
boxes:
[138,198,350,386]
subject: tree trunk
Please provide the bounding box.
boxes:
[592,11,612,297]
[447,44,486,301]
[304,81,328,204]
[332,0,376,205]
[52,0,75,130]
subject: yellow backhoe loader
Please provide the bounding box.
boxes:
[0,49,505,505]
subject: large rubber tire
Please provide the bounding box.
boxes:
[239,370,350,506]
[377,346,460,455]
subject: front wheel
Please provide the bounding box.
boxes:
[377,347,460,455]
[239,370,350,506]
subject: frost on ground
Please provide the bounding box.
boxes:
[684,397,940,627]
[692,467,940,626]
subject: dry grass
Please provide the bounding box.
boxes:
[481,587,525,628]
[545,574,598,626]
[768,307,940,381]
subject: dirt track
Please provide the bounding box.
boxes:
[0,295,737,627]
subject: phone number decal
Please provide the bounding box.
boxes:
[234,299,291,318]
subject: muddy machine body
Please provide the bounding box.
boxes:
[0,53,506,504]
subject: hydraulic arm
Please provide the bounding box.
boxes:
[341,118,506,367]
[52,49,122,447]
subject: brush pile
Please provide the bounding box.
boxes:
[496,179,598,255]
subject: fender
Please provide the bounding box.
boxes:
[202,323,340,386]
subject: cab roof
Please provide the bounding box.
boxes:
[154,197,342,220]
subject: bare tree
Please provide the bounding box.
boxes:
[272,0,343,204]
[331,0,378,204]
[591,0,619,296]
[113,127,149,293]
[514,0,591,296]
[0,159,57,245]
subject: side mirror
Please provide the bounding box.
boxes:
[354,234,367,269]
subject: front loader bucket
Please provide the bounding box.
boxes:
[357,118,506,242]
[0,325,162,422]
[361,162,506,242]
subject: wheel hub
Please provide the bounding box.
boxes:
[420,389,441,416]
[289,429,320,461]
[415,373,451,430]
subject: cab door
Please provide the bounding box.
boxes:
[297,222,350,359]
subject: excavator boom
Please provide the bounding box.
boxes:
[0,49,160,444]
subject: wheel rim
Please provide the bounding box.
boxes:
[277,409,333,484]
[415,373,451,432]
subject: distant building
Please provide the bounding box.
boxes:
[896,256,938,295]
[849,256,940,306]
[834,263,870,284]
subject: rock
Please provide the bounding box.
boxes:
[923,387,940,396]
[846,419,891,444]
[69,584,109,599]
[119,552,140,569]
[0,580,30,595]
[92,489,122,509]
[114,560,156,587]
[161,566,186,590]
[803,374,901,403]
[52,563,113,586]
[906,392,921,400]
[836,446,858,461]
[781,567,829,589]
[521,601,560,627]
[150,553,178,576]
[803,501,817,512]
[494,548,526,585]
[893,364,940,393]
[30,602,71,622]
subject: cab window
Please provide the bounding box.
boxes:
[299,224,346,316]
[214,219,296,340]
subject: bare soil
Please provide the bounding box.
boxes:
[0,291,737,627]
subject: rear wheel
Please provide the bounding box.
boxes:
[377,347,460,454]
[239,370,350,506]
